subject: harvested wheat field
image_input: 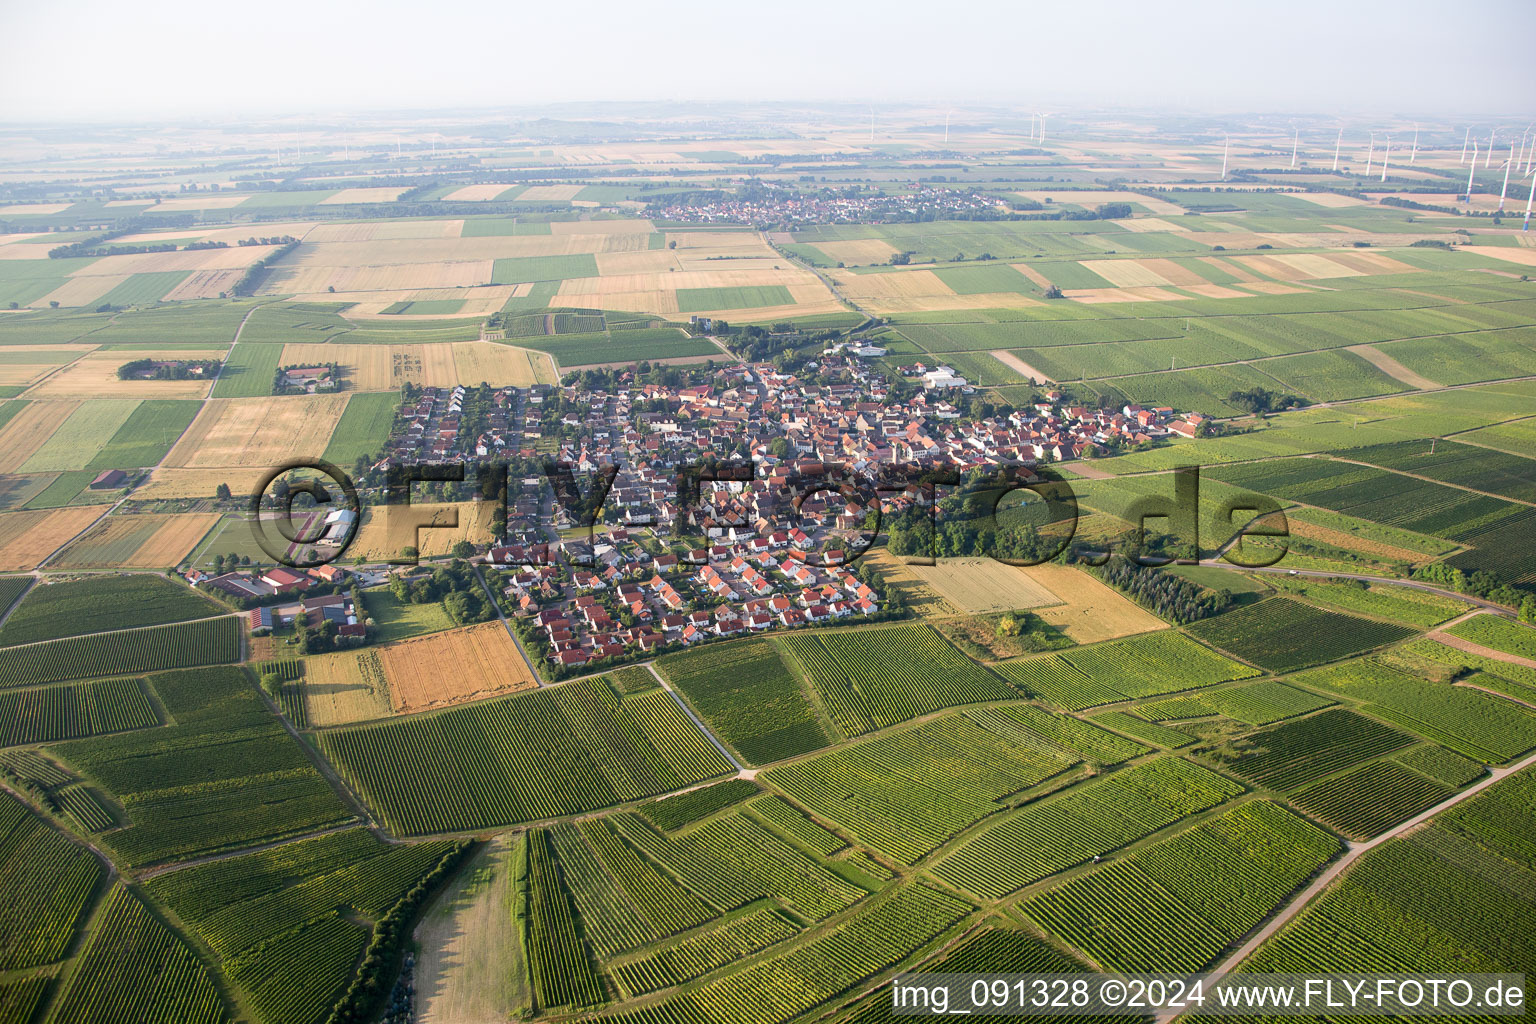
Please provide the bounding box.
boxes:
[50,512,220,569]
[906,558,1062,614]
[1065,286,1189,304]
[304,647,392,726]
[26,350,224,399]
[304,220,463,243]
[515,184,583,201]
[1111,218,1191,233]
[444,184,518,202]
[132,467,273,500]
[0,400,81,473]
[317,187,409,205]
[161,268,247,301]
[30,275,134,309]
[453,343,556,386]
[1021,563,1167,644]
[73,245,279,276]
[550,218,654,235]
[0,506,104,570]
[263,260,493,295]
[380,621,537,713]
[164,395,349,469]
[348,500,499,561]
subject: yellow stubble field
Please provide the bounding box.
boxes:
[0,506,105,571]
[380,621,538,714]
[0,400,81,473]
[25,350,225,399]
[163,395,349,469]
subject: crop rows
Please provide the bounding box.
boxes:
[143,828,467,1024]
[319,677,733,834]
[48,885,226,1024]
[660,637,830,764]
[602,883,972,1024]
[1137,696,1217,720]
[1245,829,1535,976]
[578,819,717,937]
[1446,615,1536,661]
[613,906,800,996]
[1198,681,1337,725]
[1205,708,1412,790]
[638,779,759,832]
[992,656,1124,710]
[58,667,354,867]
[747,795,847,856]
[1289,760,1454,838]
[784,624,1014,736]
[1026,801,1339,973]
[931,757,1244,899]
[839,926,1114,1024]
[1185,599,1414,673]
[964,703,1147,764]
[1090,711,1196,748]
[0,616,239,687]
[0,573,221,647]
[1296,660,1536,762]
[1334,439,1536,503]
[548,822,657,957]
[0,677,157,745]
[58,785,114,831]
[527,829,607,1010]
[1393,745,1485,787]
[0,791,103,970]
[763,713,1073,864]
[612,811,867,922]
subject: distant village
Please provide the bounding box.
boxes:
[193,348,1205,673]
[648,183,1008,227]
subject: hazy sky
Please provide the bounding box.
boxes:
[2,0,1531,121]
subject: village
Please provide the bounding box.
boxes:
[189,348,1205,674]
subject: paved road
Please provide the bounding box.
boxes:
[1155,745,1536,1022]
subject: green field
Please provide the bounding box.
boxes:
[53,666,354,867]
[491,254,599,284]
[1185,598,1417,672]
[209,343,281,398]
[84,398,202,470]
[321,391,398,466]
[0,574,221,646]
[17,398,140,472]
[318,676,734,834]
[676,285,794,312]
[659,637,832,764]
[510,328,717,366]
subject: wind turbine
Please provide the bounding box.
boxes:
[1500,144,1516,211]
[1037,113,1048,144]
[1221,133,1229,180]
[1380,136,1391,182]
[943,109,951,146]
[1486,128,1496,168]
[1409,124,1419,164]
[1290,128,1299,168]
[868,107,875,143]
[1332,128,1343,172]
[1460,127,1471,164]
[1467,141,1479,201]
[1365,132,1375,177]
[1524,169,1535,231]
[1028,112,1037,141]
